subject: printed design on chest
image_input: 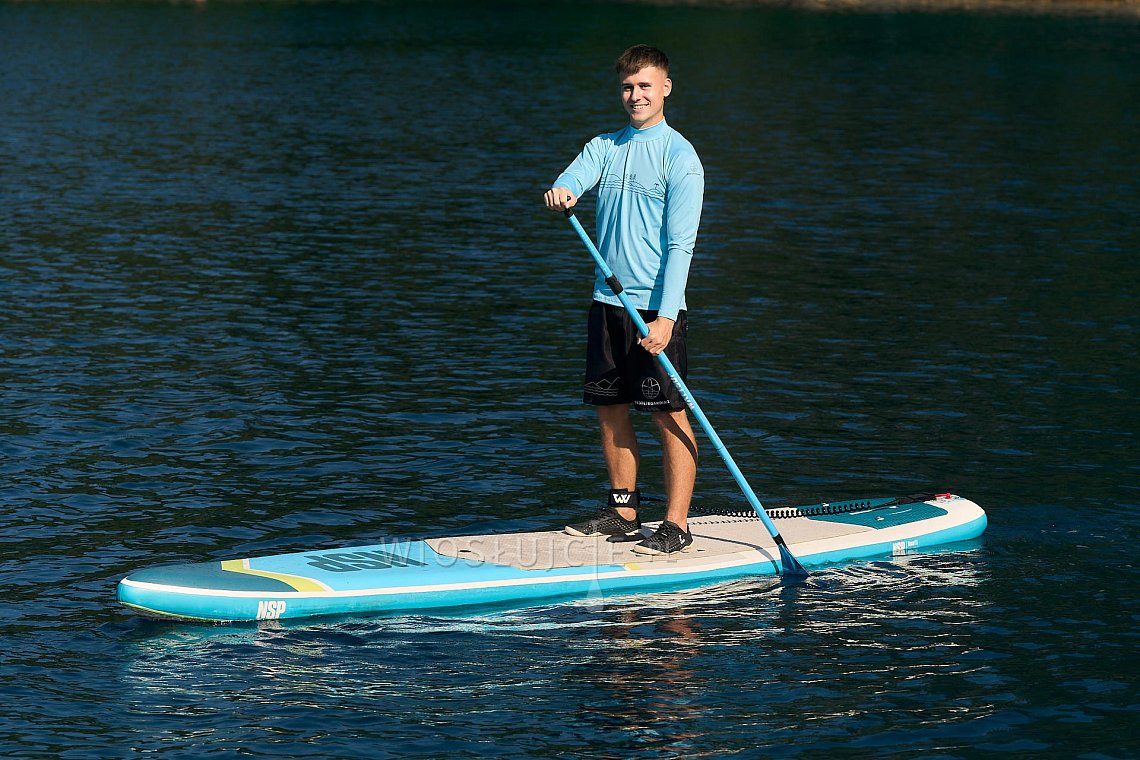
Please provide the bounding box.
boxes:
[599,172,665,202]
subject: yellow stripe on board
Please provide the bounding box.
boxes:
[119,601,222,622]
[220,559,331,593]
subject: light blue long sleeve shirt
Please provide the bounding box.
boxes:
[554,119,704,321]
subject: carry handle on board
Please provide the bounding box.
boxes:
[563,209,809,578]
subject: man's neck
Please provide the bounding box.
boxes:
[630,115,666,130]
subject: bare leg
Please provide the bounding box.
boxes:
[652,409,698,531]
[596,404,639,520]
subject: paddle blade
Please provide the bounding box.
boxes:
[778,542,810,578]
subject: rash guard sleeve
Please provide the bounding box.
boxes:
[553,136,608,199]
[657,154,704,321]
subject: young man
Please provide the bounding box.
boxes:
[543,44,704,556]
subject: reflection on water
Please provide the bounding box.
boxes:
[114,553,1000,755]
[92,539,1132,756]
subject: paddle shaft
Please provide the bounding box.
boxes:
[564,211,808,576]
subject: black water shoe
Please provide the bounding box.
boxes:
[631,520,693,555]
[564,489,641,537]
[564,507,641,537]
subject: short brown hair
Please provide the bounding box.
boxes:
[615,45,669,78]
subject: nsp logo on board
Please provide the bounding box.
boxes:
[257,600,287,620]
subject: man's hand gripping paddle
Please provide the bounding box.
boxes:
[563,210,809,578]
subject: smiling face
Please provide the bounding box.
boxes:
[620,65,671,129]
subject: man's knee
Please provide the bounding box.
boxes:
[651,408,688,429]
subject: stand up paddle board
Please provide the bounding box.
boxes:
[117,492,986,622]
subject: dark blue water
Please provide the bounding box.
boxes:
[2,2,1137,758]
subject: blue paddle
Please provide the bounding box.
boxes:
[564,210,809,578]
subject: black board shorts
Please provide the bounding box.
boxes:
[583,301,688,411]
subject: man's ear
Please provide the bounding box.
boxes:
[664,78,673,97]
